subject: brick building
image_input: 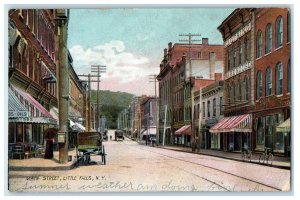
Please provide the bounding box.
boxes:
[253,8,291,156]
[140,96,158,142]
[157,39,224,147]
[214,8,254,152]
[8,9,57,145]
[214,8,291,155]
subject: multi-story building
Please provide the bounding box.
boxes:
[8,9,57,145]
[130,95,146,140]
[214,8,291,155]
[199,80,224,149]
[157,39,224,147]
[252,8,291,156]
[140,96,158,141]
[214,8,254,152]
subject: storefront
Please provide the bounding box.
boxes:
[174,125,191,147]
[276,118,290,156]
[8,85,57,145]
[210,114,252,152]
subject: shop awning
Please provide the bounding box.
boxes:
[142,127,157,136]
[72,122,86,132]
[276,118,290,132]
[175,125,191,136]
[8,86,57,124]
[8,87,29,118]
[210,114,252,133]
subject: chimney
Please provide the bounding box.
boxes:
[209,52,216,80]
[202,38,208,45]
[164,48,168,56]
[168,42,172,50]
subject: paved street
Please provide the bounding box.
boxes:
[8,130,290,193]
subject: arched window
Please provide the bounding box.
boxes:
[276,16,283,48]
[239,43,243,65]
[266,23,272,53]
[276,62,283,95]
[266,67,272,96]
[244,75,249,101]
[257,71,263,99]
[288,60,291,93]
[257,31,263,58]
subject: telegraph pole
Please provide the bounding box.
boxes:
[91,65,106,132]
[179,33,201,152]
[55,9,69,163]
[149,74,159,145]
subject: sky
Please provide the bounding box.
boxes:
[67,8,235,96]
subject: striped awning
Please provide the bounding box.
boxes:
[210,114,252,133]
[8,85,57,124]
[175,125,191,136]
[8,87,29,118]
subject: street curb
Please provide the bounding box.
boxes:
[8,162,76,171]
[155,146,291,170]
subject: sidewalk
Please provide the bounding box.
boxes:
[8,149,77,171]
[155,144,291,170]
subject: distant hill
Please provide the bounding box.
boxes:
[90,90,134,128]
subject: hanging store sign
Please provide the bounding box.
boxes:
[225,61,252,80]
[224,22,251,48]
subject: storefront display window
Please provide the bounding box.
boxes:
[257,117,265,145]
[274,132,285,153]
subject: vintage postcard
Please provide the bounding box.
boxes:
[6,7,291,193]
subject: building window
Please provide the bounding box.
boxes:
[227,50,230,71]
[257,117,265,145]
[220,97,223,115]
[266,23,272,53]
[207,100,210,118]
[227,85,231,104]
[245,37,249,62]
[239,80,242,101]
[233,47,237,67]
[288,60,291,93]
[239,43,243,65]
[276,16,283,48]
[257,71,263,99]
[287,11,290,43]
[266,67,272,96]
[213,98,216,117]
[202,102,205,118]
[244,75,249,101]
[233,82,236,101]
[276,62,283,95]
[257,30,263,58]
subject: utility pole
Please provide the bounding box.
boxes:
[91,65,106,132]
[55,9,69,163]
[179,33,201,152]
[149,74,159,145]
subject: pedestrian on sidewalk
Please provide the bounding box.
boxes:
[44,128,57,159]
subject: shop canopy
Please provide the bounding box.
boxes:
[141,127,157,136]
[8,87,29,118]
[72,122,86,132]
[175,125,191,136]
[210,114,252,133]
[276,118,290,132]
[8,85,57,124]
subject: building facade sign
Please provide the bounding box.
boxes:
[225,61,252,80]
[224,22,251,48]
[8,111,29,118]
